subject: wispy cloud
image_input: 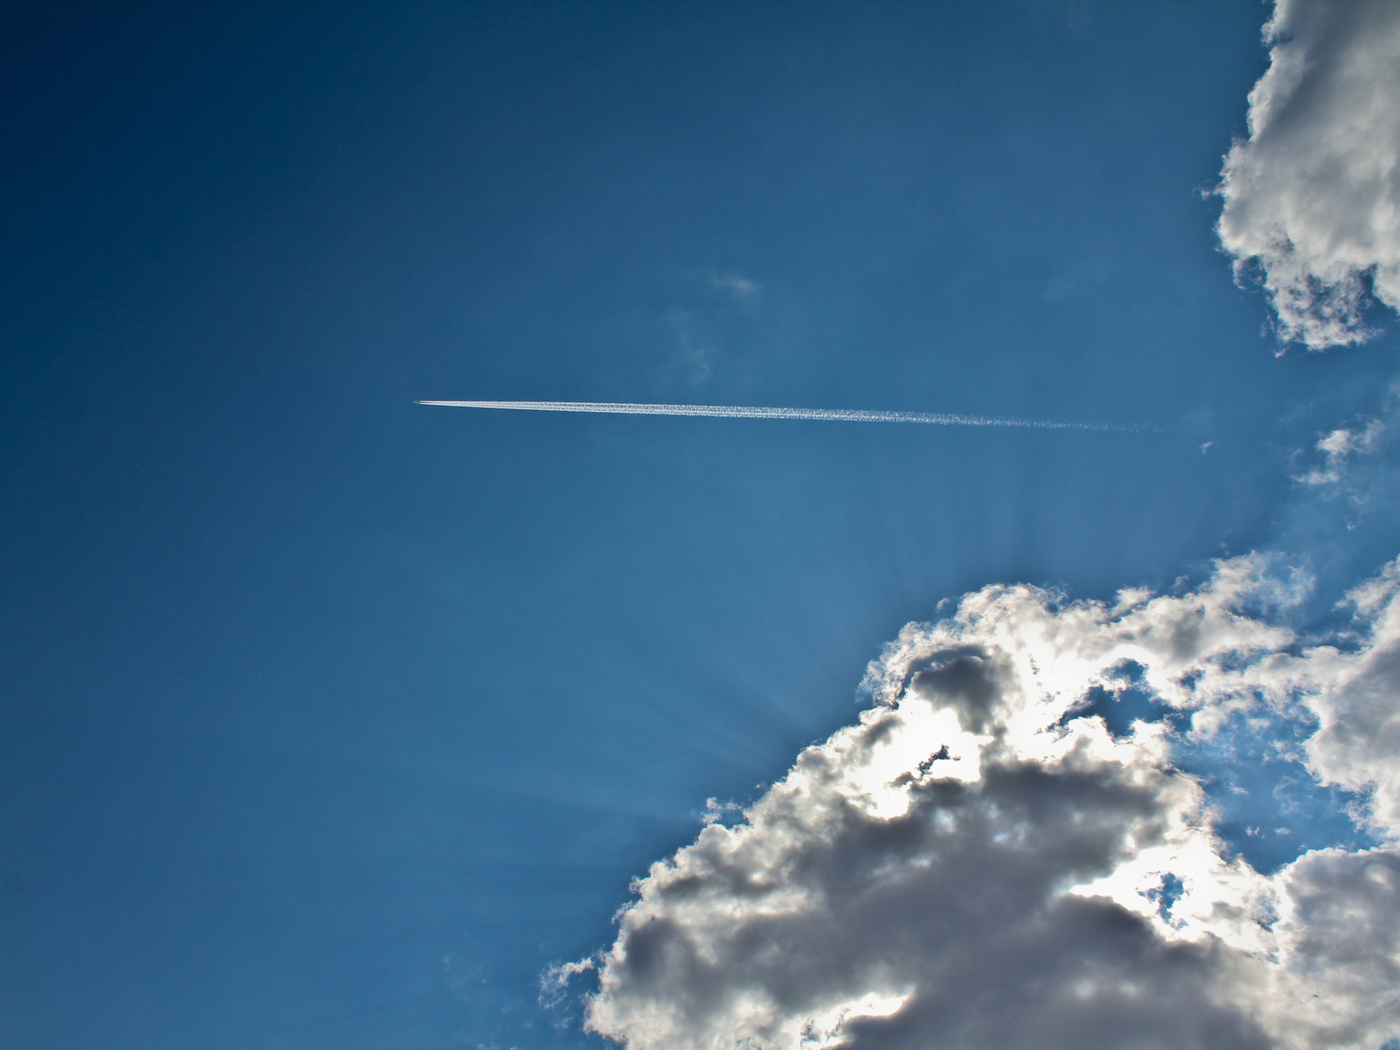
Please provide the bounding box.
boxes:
[1216,0,1400,350]
[417,400,1138,431]
[1296,419,1386,486]
[710,272,760,299]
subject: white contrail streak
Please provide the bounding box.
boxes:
[417,400,1137,431]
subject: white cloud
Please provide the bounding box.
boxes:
[579,556,1400,1049]
[1300,562,1400,837]
[1216,0,1400,350]
[1296,420,1385,485]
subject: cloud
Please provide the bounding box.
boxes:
[578,556,1400,1049]
[664,308,718,385]
[1296,420,1384,486]
[1216,0,1400,350]
[711,272,760,299]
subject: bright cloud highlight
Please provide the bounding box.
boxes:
[1216,0,1400,350]
[575,557,1400,1050]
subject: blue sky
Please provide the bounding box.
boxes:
[3,3,1400,1048]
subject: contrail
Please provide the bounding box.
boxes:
[417,400,1138,431]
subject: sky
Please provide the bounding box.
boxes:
[2,2,1399,1048]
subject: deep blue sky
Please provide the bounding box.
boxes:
[3,3,1398,1048]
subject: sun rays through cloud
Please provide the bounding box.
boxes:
[10,3,1400,1048]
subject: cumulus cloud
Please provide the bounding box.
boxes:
[1216,0,1400,350]
[576,556,1400,1049]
